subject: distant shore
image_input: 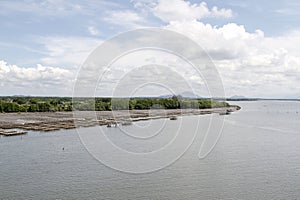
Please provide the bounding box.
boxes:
[0,106,240,132]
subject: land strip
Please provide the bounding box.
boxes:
[0,106,240,133]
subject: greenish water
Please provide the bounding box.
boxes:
[0,101,299,199]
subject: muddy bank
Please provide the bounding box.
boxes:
[0,106,240,132]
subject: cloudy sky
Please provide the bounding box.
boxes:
[1,0,300,98]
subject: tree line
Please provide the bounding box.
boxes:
[0,96,229,113]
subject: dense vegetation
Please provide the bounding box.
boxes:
[0,96,230,113]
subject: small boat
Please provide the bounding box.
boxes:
[169,116,178,120]
[107,122,119,128]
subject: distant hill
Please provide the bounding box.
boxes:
[230,95,246,99]
[158,94,173,98]
[226,95,259,101]
[159,91,202,99]
[180,91,202,99]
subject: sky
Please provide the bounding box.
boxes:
[0,0,300,98]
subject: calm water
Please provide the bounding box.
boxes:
[0,101,300,199]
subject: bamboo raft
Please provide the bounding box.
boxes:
[0,106,241,132]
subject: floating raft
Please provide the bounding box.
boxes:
[0,129,27,137]
[17,119,101,132]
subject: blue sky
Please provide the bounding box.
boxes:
[0,0,300,98]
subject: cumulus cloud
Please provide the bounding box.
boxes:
[91,49,209,97]
[0,60,75,95]
[165,21,300,98]
[144,0,299,98]
[1,0,299,98]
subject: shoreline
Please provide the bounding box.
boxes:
[0,106,240,132]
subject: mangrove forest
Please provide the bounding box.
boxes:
[0,96,230,113]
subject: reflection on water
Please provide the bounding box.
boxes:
[0,101,299,199]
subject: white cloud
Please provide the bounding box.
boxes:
[1,0,299,98]
[134,0,233,22]
[0,61,73,81]
[36,36,102,67]
[165,21,300,98]
[0,60,75,95]
[210,6,233,18]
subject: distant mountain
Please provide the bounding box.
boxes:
[158,94,173,98]
[230,95,246,99]
[159,91,202,99]
[226,95,260,101]
[179,91,202,99]
[12,95,28,97]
